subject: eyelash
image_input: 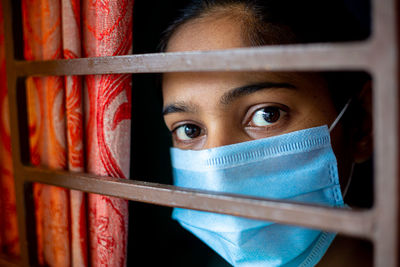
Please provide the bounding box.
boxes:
[171,104,289,142]
[244,104,289,128]
[172,122,204,142]
[249,106,282,127]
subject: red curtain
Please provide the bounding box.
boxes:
[22,1,70,265]
[0,0,133,265]
[83,0,132,266]
[62,0,87,266]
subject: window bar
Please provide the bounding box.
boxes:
[1,0,399,266]
[12,42,373,76]
[369,0,400,266]
[2,0,30,266]
[18,165,375,238]
[0,254,20,267]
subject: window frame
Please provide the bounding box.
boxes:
[1,0,399,266]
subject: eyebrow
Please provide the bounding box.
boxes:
[162,82,296,116]
[162,101,198,116]
[220,82,296,105]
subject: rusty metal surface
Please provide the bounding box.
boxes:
[14,42,372,76]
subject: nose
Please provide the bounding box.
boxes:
[203,124,249,149]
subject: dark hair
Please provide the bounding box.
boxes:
[159,0,370,113]
[159,0,370,51]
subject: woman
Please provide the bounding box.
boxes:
[160,0,372,266]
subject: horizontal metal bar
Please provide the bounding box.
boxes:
[0,255,21,267]
[18,166,375,239]
[14,42,372,76]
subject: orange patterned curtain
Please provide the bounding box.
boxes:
[0,0,133,265]
[61,0,88,266]
[83,0,133,265]
[22,1,70,265]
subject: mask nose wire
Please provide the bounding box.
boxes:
[329,98,352,132]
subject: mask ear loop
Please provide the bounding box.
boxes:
[343,162,355,198]
[328,98,354,198]
[329,98,352,132]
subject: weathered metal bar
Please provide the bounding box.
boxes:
[0,255,21,267]
[2,0,31,266]
[14,42,372,77]
[6,0,400,266]
[370,0,400,266]
[19,165,374,239]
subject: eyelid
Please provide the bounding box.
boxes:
[242,103,289,126]
[171,120,203,133]
[170,121,206,147]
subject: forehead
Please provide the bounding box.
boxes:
[166,15,246,52]
[163,11,332,107]
[162,71,329,100]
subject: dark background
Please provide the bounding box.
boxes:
[128,1,230,266]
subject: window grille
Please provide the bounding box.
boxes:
[0,0,399,266]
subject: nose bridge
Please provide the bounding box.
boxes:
[205,135,236,149]
[203,119,245,149]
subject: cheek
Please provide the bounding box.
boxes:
[297,93,338,129]
[330,124,354,191]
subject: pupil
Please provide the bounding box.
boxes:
[262,107,280,123]
[184,124,200,138]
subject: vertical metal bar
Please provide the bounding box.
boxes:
[1,0,31,266]
[371,0,400,266]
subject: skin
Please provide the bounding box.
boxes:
[163,15,353,179]
[164,70,340,148]
[162,11,372,267]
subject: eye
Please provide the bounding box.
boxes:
[250,106,282,126]
[175,124,202,140]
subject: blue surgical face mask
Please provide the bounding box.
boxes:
[170,103,350,267]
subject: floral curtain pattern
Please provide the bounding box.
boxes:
[83,0,132,266]
[0,0,133,266]
[61,0,88,266]
[22,0,71,265]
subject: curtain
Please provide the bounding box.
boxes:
[83,1,132,266]
[0,1,20,258]
[22,0,70,265]
[62,0,87,266]
[11,0,134,265]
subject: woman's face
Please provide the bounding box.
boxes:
[162,15,352,181]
